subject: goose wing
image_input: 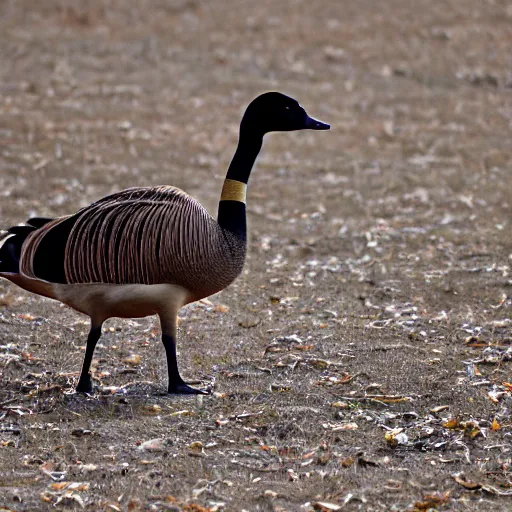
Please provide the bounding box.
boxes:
[20,186,232,289]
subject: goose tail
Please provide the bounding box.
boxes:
[0,217,53,274]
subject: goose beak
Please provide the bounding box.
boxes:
[305,115,330,130]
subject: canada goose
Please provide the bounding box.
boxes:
[0,92,330,394]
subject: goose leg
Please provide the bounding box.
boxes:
[159,311,207,395]
[76,322,103,393]
[161,334,205,394]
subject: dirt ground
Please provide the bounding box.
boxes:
[1,1,511,510]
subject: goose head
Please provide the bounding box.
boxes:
[241,92,330,135]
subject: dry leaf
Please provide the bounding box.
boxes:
[137,438,170,452]
[54,492,85,508]
[385,428,408,446]
[430,405,449,414]
[331,401,349,409]
[287,468,299,481]
[295,344,315,351]
[52,482,90,491]
[452,473,481,490]
[260,445,277,454]
[443,418,460,429]
[188,441,203,450]
[488,391,503,403]
[368,395,411,403]
[340,456,355,467]
[414,491,451,510]
[143,404,162,415]
[312,502,342,511]
[316,373,352,386]
[330,422,359,432]
[122,354,141,366]
[168,409,194,417]
[19,313,35,320]
[216,417,229,426]
[80,464,98,473]
[462,421,481,439]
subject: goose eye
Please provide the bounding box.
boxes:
[285,106,290,110]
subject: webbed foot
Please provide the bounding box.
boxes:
[168,382,209,395]
[76,374,94,394]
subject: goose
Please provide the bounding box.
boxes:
[0,92,330,395]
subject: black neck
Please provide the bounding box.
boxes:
[225,130,263,184]
[217,130,263,238]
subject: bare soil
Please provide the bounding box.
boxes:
[0,1,511,511]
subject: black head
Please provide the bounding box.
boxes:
[241,92,330,135]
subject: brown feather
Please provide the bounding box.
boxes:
[21,186,246,301]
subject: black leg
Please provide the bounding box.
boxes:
[76,324,102,393]
[161,334,207,395]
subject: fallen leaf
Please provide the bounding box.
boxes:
[453,473,481,490]
[430,405,450,414]
[79,464,98,473]
[122,354,141,366]
[331,401,349,409]
[488,391,504,403]
[443,418,460,429]
[462,421,481,439]
[287,468,298,481]
[168,409,194,417]
[19,313,36,321]
[308,358,343,369]
[385,428,408,446]
[188,441,203,450]
[52,482,89,491]
[295,344,315,351]
[137,438,170,452]
[312,502,342,511]
[316,373,352,386]
[414,490,451,510]
[327,422,359,432]
[260,445,277,454]
[54,492,85,508]
[143,404,162,415]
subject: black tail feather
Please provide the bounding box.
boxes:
[0,218,53,274]
[8,225,36,236]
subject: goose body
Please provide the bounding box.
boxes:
[0,92,329,394]
[19,186,246,301]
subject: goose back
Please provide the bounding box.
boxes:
[21,186,246,300]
